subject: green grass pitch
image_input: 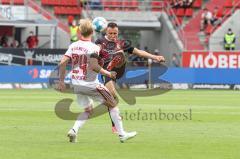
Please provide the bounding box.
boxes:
[0,89,239,159]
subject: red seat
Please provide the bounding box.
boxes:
[185,8,193,17]
[41,0,48,5]
[2,0,10,4]
[123,0,131,8]
[224,0,233,8]
[72,7,81,14]
[68,7,81,15]
[54,6,81,15]
[54,6,61,14]
[44,0,57,6]
[236,0,240,8]
[168,8,176,16]
[224,8,233,16]
[103,0,113,9]
[237,3,240,8]
[13,0,24,5]
[130,0,139,11]
[103,0,116,11]
[61,0,68,6]
[69,0,78,6]
[193,0,202,8]
[112,0,122,8]
[123,0,139,11]
[45,0,78,6]
[151,1,162,11]
[50,0,58,6]
[176,8,185,17]
[217,7,224,17]
[62,7,69,14]
[61,0,78,6]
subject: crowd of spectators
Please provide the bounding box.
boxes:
[171,0,193,8]
[0,31,38,49]
[200,7,222,31]
[0,35,21,48]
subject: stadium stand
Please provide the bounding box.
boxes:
[54,6,82,15]
[208,0,240,48]
[151,1,164,11]
[175,0,240,50]
[209,8,240,50]
[0,0,71,48]
[41,0,78,7]
[1,0,24,5]
[41,0,82,16]
[0,0,239,52]
[89,0,140,11]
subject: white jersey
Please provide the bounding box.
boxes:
[65,40,100,85]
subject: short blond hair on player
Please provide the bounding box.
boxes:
[78,19,93,37]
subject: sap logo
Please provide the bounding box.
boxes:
[39,69,52,78]
[28,68,39,79]
[29,69,53,79]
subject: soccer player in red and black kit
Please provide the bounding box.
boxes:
[95,22,165,133]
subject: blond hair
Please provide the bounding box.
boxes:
[78,19,93,37]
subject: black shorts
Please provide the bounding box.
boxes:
[101,63,126,84]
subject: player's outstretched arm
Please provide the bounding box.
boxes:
[90,57,117,79]
[57,55,70,91]
[132,48,165,63]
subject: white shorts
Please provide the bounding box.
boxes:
[73,82,115,108]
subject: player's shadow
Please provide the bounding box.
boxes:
[55,98,109,120]
[51,63,172,120]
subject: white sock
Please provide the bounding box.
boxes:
[72,112,89,133]
[110,107,125,136]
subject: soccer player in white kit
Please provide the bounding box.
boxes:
[57,19,137,143]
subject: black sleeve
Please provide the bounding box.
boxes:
[124,47,134,54]
[95,38,102,45]
[90,53,99,59]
